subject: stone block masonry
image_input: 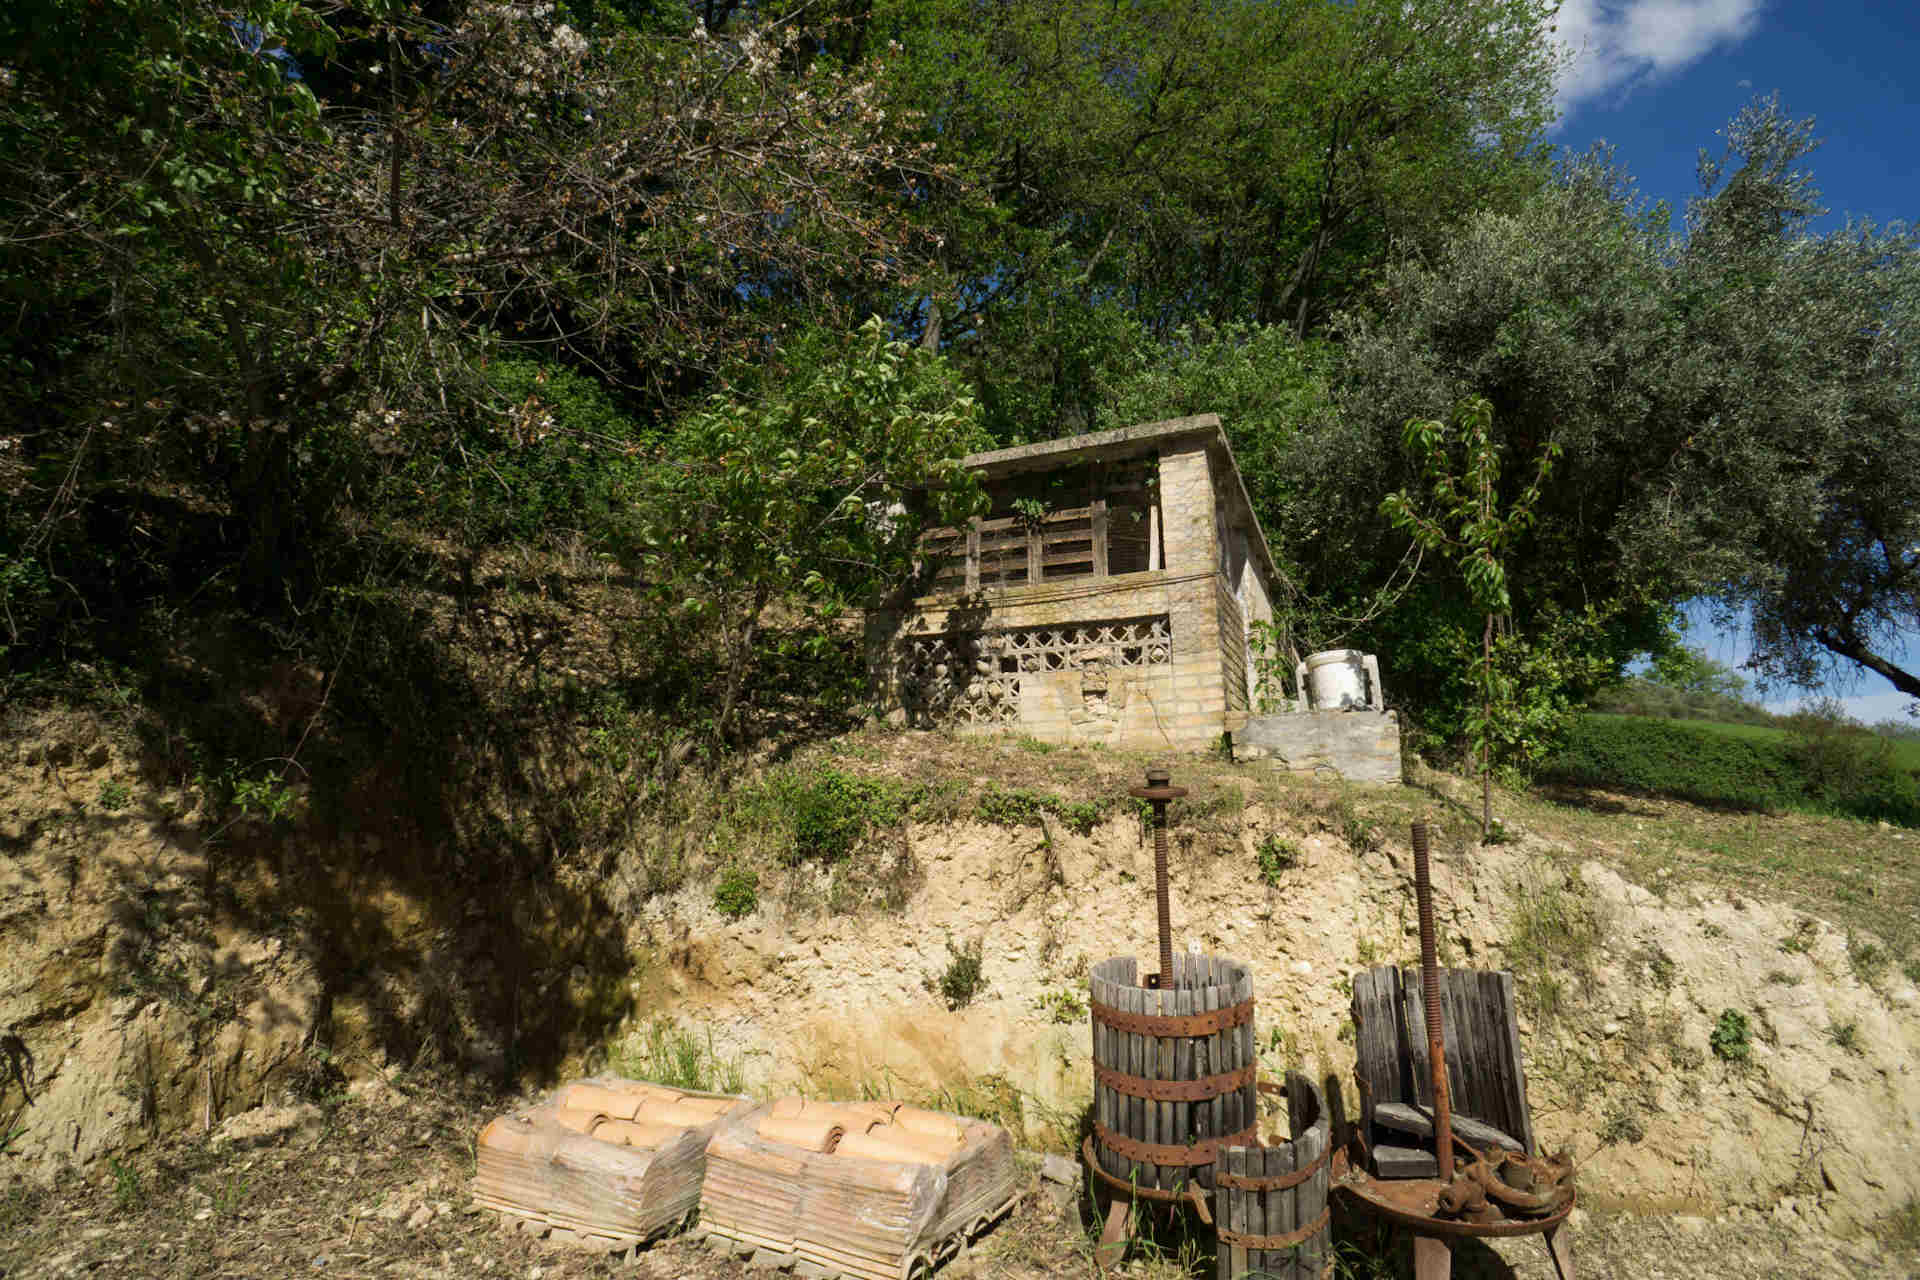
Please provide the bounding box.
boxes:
[1232,710,1404,784]
[867,415,1282,752]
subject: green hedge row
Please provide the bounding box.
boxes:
[1542,714,1920,827]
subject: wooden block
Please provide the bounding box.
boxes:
[1371,1102,1523,1155]
[1370,1142,1438,1180]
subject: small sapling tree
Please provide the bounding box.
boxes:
[1381,396,1559,837]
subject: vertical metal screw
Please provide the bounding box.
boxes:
[1130,767,1187,987]
[1412,820,1455,1181]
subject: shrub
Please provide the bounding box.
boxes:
[1255,835,1301,885]
[1785,701,1920,825]
[712,866,759,919]
[1033,988,1086,1024]
[1709,1009,1751,1062]
[1598,1099,1646,1146]
[975,786,1050,827]
[937,938,989,1009]
[1543,714,1800,810]
[752,766,915,865]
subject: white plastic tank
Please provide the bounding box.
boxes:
[1305,649,1370,710]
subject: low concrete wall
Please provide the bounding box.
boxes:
[1232,710,1403,784]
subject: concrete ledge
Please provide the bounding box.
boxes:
[1233,709,1403,785]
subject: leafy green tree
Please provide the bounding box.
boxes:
[1382,396,1559,835]
[0,0,941,622]
[1648,645,1750,703]
[636,319,990,742]
[1654,99,1920,706]
[1318,149,1690,738]
[868,0,1560,438]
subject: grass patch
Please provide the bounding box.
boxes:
[1879,1196,1920,1251]
[1504,869,1608,1021]
[1826,1020,1863,1054]
[1847,934,1890,984]
[606,1018,746,1095]
[1512,784,1918,978]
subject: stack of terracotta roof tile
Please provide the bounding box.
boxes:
[473,1077,750,1251]
[700,1098,1019,1280]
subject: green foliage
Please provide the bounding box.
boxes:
[756,766,916,867]
[885,0,1560,436]
[712,866,759,920]
[1826,1020,1862,1055]
[97,780,131,812]
[383,358,655,546]
[1382,395,1561,831]
[109,1157,141,1214]
[637,318,990,741]
[974,786,1108,836]
[937,938,989,1010]
[1649,645,1751,703]
[1255,835,1301,885]
[1033,987,1087,1025]
[1672,101,1920,705]
[1784,700,1920,823]
[608,1018,745,1096]
[1709,1009,1752,1063]
[1504,870,1606,1023]
[974,787,1049,827]
[1543,713,1920,826]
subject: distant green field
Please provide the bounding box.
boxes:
[1661,714,1920,772]
[1542,713,1920,826]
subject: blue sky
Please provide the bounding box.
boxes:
[1548,1,1918,723]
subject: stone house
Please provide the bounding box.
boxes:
[866,414,1281,750]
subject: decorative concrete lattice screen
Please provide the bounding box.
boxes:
[903,616,1172,727]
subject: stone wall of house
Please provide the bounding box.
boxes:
[867,433,1280,752]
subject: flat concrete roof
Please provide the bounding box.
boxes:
[961,414,1222,473]
[961,414,1286,599]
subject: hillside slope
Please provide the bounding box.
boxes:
[3,717,1917,1270]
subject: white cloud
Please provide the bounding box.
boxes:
[1552,0,1767,123]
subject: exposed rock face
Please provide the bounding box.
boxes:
[5,706,1917,1238]
[1,718,326,1182]
[632,801,1920,1234]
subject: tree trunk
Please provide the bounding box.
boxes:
[715,584,772,744]
[1481,612,1493,840]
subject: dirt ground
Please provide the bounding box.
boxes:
[4,1073,1913,1280]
